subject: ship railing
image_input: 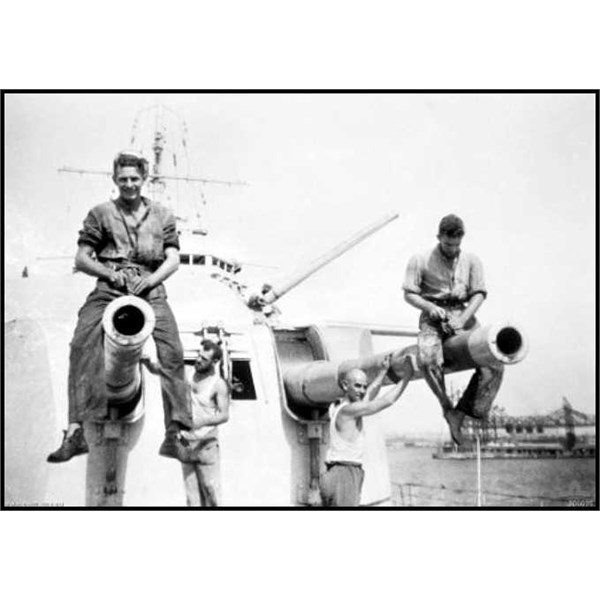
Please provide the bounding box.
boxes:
[391,482,596,507]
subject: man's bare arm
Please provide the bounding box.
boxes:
[364,355,392,402]
[212,379,231,425]
[447,292,485,332]
[140,356,164,376]
[186,379,231,429]
[404,291,447,321]
[342,357,414,418]
[341,384,403,417]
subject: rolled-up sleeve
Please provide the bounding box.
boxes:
[162,210,180,251]
[402,255,422,295]
[468,255,487,298]
[77,209,103,251]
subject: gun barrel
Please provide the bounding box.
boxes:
[260,212,398,305]
[102,296,156,403]
[282,322,528,408]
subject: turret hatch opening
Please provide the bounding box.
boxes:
[180,328,257,401]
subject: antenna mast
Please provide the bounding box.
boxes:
[61,104,247,239]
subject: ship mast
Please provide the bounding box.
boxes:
[60,104,246,239]
[128,104,246,239]
[59,104,247,276]
[54,104,250,294]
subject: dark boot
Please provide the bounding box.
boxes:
[444,409,465,446]
[47,428,89,463]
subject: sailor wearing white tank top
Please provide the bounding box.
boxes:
[326,400,365,465]
[320,354,414,507]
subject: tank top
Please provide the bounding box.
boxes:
[325,400,365,465]
[189,374,220,441]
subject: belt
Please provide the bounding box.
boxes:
[430,298,465,308]
[100,261,155,276]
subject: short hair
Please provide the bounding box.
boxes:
[200,339,223,363]
[438,214,465,237]
[112,150,149,179]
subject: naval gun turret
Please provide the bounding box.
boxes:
[250,212,528,411]
[249,214,528,506]
[282,321,528,409]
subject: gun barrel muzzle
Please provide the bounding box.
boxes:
[102,296,156,403]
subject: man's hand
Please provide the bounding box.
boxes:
[380,354,392,372]
[140,355,161,376]
[427,304,447,321]
[130,276,155,296]
[447,314,465,333]
[107,270,127,289]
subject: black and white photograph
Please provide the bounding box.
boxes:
[3,91,596,510]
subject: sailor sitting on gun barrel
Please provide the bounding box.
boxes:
[403,214,504,445]
[47,150,192,464]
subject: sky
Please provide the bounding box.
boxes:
[4,92,597,431]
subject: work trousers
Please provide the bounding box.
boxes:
[181,438,221,507]
[320,462,365,507]
[67,282,192,429]
[418,309,504,419]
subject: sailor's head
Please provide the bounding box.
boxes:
[195,339,223,373]
[112,150,149,203]
[437,214,465,259]
[341,368,368,402]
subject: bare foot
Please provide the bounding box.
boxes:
[444,409,465,445]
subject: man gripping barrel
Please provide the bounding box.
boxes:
[320,355,413,507]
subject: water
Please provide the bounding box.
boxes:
[388,445,596,507]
